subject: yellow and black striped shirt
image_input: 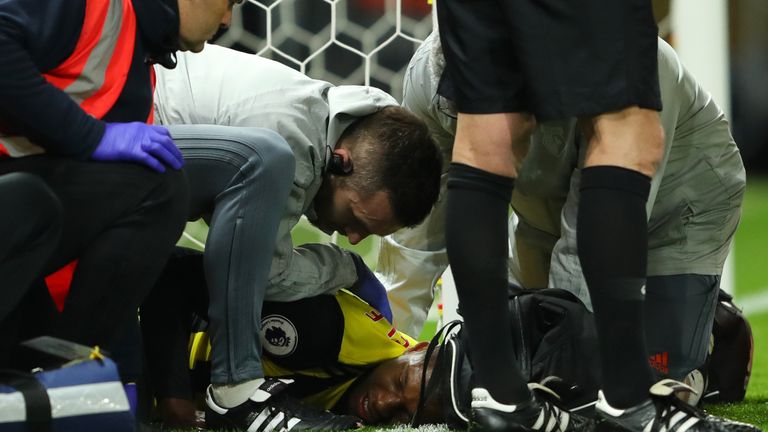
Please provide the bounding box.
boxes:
[188,289,416,409]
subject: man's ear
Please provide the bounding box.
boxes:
[329,148,353,176]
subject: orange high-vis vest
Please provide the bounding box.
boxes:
[0,0,154,158]
[0,0,154,308]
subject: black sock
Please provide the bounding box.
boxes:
[577,166,654,408]
[445,163,530,404]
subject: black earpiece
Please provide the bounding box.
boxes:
[329,153,353,176]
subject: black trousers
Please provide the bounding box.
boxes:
[0,156,189,365]
[141,247,210,400]
[0,172,62,323]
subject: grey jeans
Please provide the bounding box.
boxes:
[169,125,295,384]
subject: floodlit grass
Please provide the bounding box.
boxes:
[708,401,768,430]
[734,177,768,299]
[708,176,768,428]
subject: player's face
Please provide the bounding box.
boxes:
[341,348,442,425]
[177,0,240,52]
[312,186,402,245]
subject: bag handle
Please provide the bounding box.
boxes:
[0,369,52,432]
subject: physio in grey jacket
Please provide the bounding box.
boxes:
[380,32,744,382]
[151,44,441,409]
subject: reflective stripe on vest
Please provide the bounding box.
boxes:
[0,0,137,157]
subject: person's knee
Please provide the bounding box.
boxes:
[237,128,296,188]
[454,113,533,177]
[580,106,665,177]
[146,169,190,230]
[5,173,63,241]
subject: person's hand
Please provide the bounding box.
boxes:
[350,253,393,322]
[91,122,184,173]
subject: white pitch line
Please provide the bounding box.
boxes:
[182,231,206,249]
[738,288,768,316]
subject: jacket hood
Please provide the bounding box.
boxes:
[324,85,398,167]
[134,0,180,68]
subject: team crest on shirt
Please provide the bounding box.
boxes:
[260,315,298,357]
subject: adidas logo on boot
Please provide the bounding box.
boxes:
[205,377,362,431]
[595,379,762,432]
[470,383,595,432]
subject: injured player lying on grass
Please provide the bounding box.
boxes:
[140,248,750,429]
[141,247,443,428]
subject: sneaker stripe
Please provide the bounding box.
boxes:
[676,417,700,432]
[206,378,355,432]
[285,417,301,431]
[247,407,272,432]
[642,421,657,432]
[262,411,286,432]
[472,387,589,432]
[640,407,700,432]
[532,404,570,432]
[544,411,557,432]
[668,410,688,428]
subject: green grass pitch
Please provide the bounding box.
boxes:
[704,175,768,428]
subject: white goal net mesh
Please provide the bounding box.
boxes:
[215,0,435,101]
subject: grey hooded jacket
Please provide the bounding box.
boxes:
[153,43,397,301]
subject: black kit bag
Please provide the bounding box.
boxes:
[704,290,754,403]
[411,287,602,428]
[410,287,754,428]
[0,337,135,432]
[508,287,601,406]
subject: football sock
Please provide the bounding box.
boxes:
[577,165,654,408]
[445,163,530,404]
[211,377,265,408]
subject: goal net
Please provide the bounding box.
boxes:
[216,0,435,102]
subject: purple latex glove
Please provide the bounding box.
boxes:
[91,122,184,173]
[350,253,393,323]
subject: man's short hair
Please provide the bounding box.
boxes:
[341,106,442,227]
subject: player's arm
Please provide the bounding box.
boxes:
[265,231,358,302]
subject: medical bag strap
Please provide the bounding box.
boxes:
[0,370,52,432]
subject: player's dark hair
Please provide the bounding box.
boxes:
[340,106,442,227]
